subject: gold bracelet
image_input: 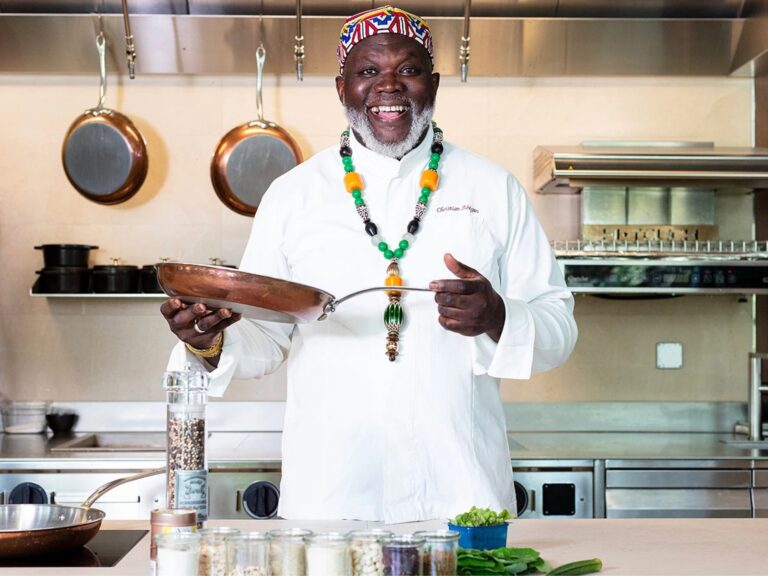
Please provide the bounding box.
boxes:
[185,332,224,358]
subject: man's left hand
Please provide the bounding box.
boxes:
[429,253,505,342]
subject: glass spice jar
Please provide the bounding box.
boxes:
[305,533,351,576]
[347,529,393,576]
[155,532,201,576]
[413,531,459,576]
[150,508,197,561]
[199,526,240,576]
[164,365,209,527]
[268,528,313,576]
[227,532,271,576]
[382,534,425,576]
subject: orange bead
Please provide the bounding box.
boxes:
[419,169,439,191]
[385,274,403,296]
[344,172,363,193]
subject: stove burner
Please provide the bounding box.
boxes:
[0,530,146,568]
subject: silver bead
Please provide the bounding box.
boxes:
[402,233,416,245]
[414,202,427,219]
[371,234,383,246]
[341,130,351,148]
[356,204,369,221]
[433,127,443,144]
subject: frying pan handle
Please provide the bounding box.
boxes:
[256,45,266,122]
[324,286,434,316]
[82,467,164,508]
[96,32,107,110]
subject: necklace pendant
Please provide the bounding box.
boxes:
[384,296,403,362]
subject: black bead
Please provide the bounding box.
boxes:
[407,219,420,234]
[431,142,444,155]
[365,221,378,237]
[340,146,353,157]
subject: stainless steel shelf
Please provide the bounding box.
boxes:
[29,291,165,298]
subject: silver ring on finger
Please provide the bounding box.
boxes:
[193,320,206,334]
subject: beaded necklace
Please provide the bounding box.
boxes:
[340,122,443,361]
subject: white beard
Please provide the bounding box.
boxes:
[345,104,434,159]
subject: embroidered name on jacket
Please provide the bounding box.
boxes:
[436,204,479,214]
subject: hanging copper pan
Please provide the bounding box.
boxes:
[61,32,148,205]
[156,263,433,324]
[210,45,303,217]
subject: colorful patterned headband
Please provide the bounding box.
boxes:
[337,5,434,73]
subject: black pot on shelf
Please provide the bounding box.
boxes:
[92,264,139,294]
[34,244,98,268]
[35,267,90,294]
[139,265,164,293]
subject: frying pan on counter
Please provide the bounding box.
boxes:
[0,468,163,559]
[156,263,433,323]
[210,45,303,217]
[61,32,148,205]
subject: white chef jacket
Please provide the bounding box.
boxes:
[168,125,577,523]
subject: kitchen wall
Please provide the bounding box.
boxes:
[0,73,754,402]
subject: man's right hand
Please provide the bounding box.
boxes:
[160,299,242,364]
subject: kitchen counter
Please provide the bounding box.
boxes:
[1,431,766,468]
[1,518,767,575]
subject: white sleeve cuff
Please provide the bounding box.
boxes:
[471,297,535,379]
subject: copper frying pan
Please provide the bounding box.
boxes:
[0,467,163,559]
[210,45,303,217]
[61,32,148,205]
[156,263,433,323]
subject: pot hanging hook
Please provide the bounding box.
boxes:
[460,0,471,82]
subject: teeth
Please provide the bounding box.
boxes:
[371,105,408,114]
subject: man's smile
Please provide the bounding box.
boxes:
[368,104,410,121]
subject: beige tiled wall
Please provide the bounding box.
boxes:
[0,74,754,402]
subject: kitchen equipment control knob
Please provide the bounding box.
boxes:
[9,482,48,504]
[513,481,528,516]
[242,481,279,519]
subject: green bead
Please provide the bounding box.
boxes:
[430,152,440,162]
[342,155,353,163]
[428,161,439,170]
[383,249,394,259]
[354,198,364,206]
[421,187,431,196]
[344,165,355,173]
[352,190,362,199]
[378,242,388,252]
[399,239,409,250]
[384,302,403,327]
[420,193,430,203]
[394,248,404,258]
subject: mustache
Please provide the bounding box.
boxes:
[365,96,413,108]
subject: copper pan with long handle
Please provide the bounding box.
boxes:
[157,263,434,323]
[0,467,163,559]
[61,31,148,205]
[210,45,303,217]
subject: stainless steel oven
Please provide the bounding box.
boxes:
[511,460,595,519]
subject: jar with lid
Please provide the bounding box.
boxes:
[227,532,270,576]
[347,529,393,576]
[413,531,459,576]
[268,527,313,576]
[382,534,425,576]
[150,508,197,561]
[305,532,351,576]
[163,365,209,527]
[199,527,240,576]
[155,532,201,576]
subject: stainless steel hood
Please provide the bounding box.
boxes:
[0,0,763,77]
[533,143,768,194]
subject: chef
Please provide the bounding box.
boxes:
[162,5,577,523]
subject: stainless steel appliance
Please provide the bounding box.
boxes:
[553,240,768,294]
[511,460,595,519]
[605,459,752,518]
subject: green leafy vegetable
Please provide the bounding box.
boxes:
[457,547,602,576]
[451,506,512,527]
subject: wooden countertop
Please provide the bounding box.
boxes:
[2,518,767,575]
